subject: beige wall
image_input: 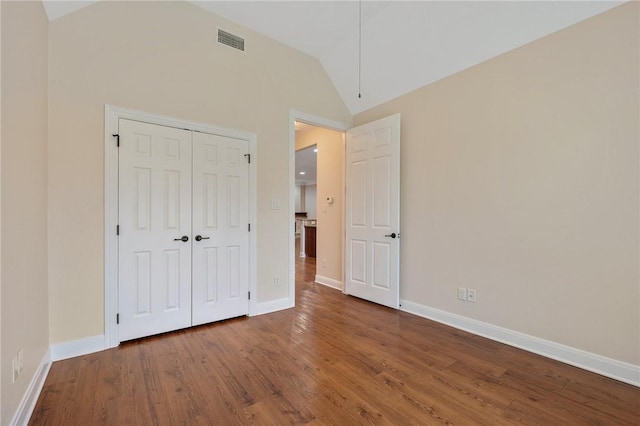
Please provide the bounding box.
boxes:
[1,2,3,417]
[296,127,345,285]
[48,1,351,344]
[355,3,639,365]
[1,1,50,423]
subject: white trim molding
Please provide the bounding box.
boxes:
[11,335,106,425]
[315,275,343,291]
[10,349,51,426]
[50,335,106,362]
[104,105,258,347]
[254,297,294,316]
[288,109,349,311]
[400,299,640,387]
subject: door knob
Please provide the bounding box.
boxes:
[174,236,189,242]
[384,232,397,239]
[195,235,210,241]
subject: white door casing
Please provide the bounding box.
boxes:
[192,132,249,325]
[288,110,349,315]
[345,113,401,308]
[105,105,257,348]
[118,119,193,341]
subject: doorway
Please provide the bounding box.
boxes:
[294,142,317,258]
[289,110,401,310]
[291,113,348,297]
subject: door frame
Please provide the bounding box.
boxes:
[288,110,349,302]
[104,105,258,348]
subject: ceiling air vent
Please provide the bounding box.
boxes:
[218,29,245,52]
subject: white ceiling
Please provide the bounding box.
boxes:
[42,1,623,115]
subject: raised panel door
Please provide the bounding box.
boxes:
[345,114,400,308]
[118,119,193,341]
[191,132,249,326]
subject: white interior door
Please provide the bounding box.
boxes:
[345,113,401,308]
[192,132,249,326]
[118,119,193,341]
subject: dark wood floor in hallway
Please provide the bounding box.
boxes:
[31,254,639,425]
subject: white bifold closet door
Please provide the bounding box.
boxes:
[191,132,249,326]
[118,119,249,342]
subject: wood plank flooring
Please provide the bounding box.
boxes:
[30,253,640,425]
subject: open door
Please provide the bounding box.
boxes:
[345,113,400,308]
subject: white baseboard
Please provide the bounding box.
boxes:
[50,335,106,362]
[10,335,108,425]
[253,296,294,316]
[314,275,343,290]
[10,348,52,426]
[400,299,640,387]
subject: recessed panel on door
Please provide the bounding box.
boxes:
[204,247,218,303]
[203,174,218,229]
[134,168,151,230]
[164,249,181,311]
[350,240,367,285]
[133,251,151,316]
[373,242,391,290]
[227,245,241,299]
[351,160,367,227]
[165,170,181,229]
[373,156,391,228]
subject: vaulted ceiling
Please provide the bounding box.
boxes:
[42,1,623,115]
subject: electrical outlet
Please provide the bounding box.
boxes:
[322,259,327,268]
[467,289,477,303]
[274,275,281,286]
[271,199,281,210]
[457,287,467,301]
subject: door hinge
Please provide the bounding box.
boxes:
[244,153,251,164]
[248,223,251,232]
[116,313,120,324]
[113,134,120,147]
[117,225,120,235]
[248,291,251,300]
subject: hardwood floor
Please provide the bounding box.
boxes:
[31,252,639,425]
